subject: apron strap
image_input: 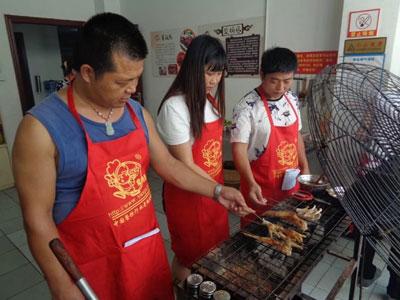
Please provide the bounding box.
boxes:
[257,86,299,126]
[125,101,142,130]
[206,93,219,111]
[283,94,299,121]
[256,86,274,126]
[67,83,86,131]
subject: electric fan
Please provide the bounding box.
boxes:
[307,63,400,276]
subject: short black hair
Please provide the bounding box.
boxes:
[72,13,148,77]
[261,47,297,75]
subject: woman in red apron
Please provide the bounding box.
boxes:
[58,85,174,299]
[157,35,229,281]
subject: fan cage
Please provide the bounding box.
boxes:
[307,63,400,275]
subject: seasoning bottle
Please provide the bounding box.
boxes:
[186,273,203,297]
[213,290,231,300]
[199,281,217,299]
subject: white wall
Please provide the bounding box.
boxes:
[121,0,266,120]
[121,0,343,122]
[337,0,400,73]
[13,24,63,105]
[0,0,345,153]
[103,0,120,13]
[266,0,343,51]
[265,0,343,134]
[0,0,96,152]
[393,9,400,76]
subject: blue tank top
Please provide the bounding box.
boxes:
[28,93,149,224]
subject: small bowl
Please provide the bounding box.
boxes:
[298,174,329,191]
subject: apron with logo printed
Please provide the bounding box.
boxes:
[164,95,229,267]
[58,85,173,299]
[241,87,299,227]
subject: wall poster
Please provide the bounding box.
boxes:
[150,17,264,78]
[295,51,338,74]
[198,17,264,77]
[150,27,196,77]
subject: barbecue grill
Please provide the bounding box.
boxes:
[176,192,351,300]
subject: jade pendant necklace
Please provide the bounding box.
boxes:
[90,105,115,136]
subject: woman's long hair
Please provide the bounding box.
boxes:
[158,34,226,139]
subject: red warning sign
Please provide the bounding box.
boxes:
[296,51,338,74]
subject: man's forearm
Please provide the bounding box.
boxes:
[24,219,81,298]
[234,157,256,186]
[232,143,256,186]
[154,150,253,216]
[156,155,216,198]
[298,134,310,174]
[182,161,214,181]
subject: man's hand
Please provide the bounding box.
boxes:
[301,166,310,175]
[248,182,267,206]
[217,186,255,216]
[298,133,310,175]
[232,142,267,206]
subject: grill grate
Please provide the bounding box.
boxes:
[178,192,351,300]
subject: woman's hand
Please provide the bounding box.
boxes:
[217,186,255,216]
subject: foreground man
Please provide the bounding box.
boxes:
[231,47,309,227]
[13,13,252,299]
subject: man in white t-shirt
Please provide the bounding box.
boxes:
[231,47,310,225]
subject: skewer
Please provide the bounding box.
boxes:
[251,212,266,224]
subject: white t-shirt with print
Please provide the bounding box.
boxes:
[230,90,302,161]
[157,94,220,145]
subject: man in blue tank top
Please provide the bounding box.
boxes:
[12,13,254,299]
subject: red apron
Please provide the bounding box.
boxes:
[164,96,229,267]
[241,87,300,227]
[58,85,173,300]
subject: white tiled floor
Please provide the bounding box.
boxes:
[302,237,391,300]
[0,169,394,299]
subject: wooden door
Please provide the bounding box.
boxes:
[14,32,35,113]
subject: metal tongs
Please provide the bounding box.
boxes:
[292,190,313,201]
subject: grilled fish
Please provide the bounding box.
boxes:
[262,219,305,243]
[262,210,308,232]
[242,231,292,256]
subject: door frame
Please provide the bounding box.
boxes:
[5,15,84,113]
[13,31,35,113]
